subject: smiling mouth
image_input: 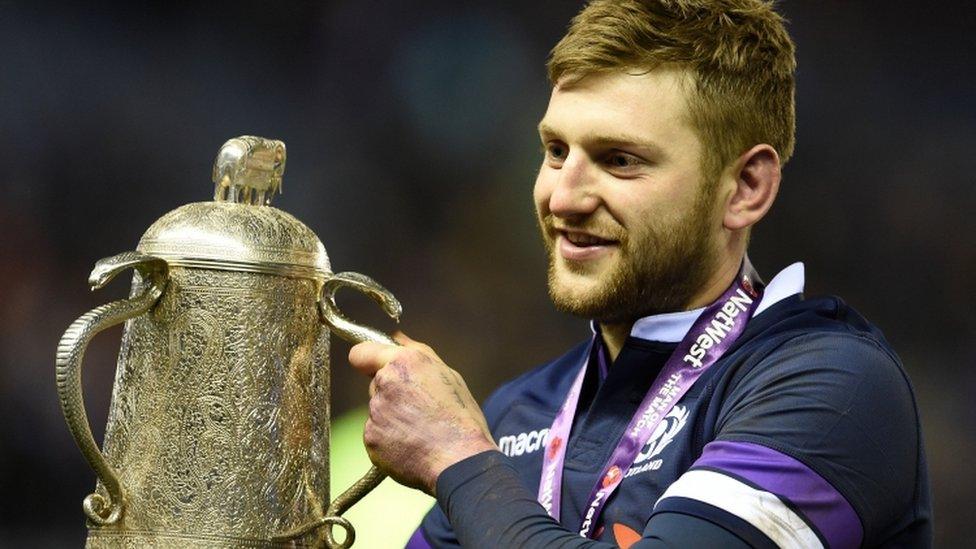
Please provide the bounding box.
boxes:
[555,229,620,262]
[559,230,618,247]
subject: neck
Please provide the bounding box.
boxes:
[684,252,742,310]
[599,322,632,363]
[598,252,744,362]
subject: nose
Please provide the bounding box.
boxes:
[547,153,600,219]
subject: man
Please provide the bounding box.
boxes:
[349,1,931,547]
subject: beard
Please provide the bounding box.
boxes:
[540,192,718,323]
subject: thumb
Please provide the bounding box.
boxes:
[348,341,398,377]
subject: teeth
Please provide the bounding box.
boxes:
[565,232,610,246]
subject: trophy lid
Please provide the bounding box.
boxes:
[136,136,331,280]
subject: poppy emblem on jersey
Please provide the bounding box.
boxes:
[602,465,623,488]
[613,523,642,549]
[547,436,563,460]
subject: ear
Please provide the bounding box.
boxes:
[723,144,781,231]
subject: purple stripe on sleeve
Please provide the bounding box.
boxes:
[694,440,863,549]
[404,526,433,549]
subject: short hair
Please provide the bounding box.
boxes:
[548,0,796,180]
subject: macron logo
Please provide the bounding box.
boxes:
[498,428,550,457]
[682,288,753,368]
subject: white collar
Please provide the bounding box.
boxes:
[590,262,806,344]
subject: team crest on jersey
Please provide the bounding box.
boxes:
[625,404,689,478]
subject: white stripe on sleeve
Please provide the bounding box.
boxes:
[656,469,823,549]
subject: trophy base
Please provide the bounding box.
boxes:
[87,529,317,548]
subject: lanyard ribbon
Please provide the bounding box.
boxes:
[537,264,763,538]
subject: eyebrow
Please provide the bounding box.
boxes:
[537,122,665,154]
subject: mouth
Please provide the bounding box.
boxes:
[555,229,619,261]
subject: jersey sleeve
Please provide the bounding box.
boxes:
[652,332,922,548]
[411,376,521,548]
[414,507,458,548]
[433,450,763,548]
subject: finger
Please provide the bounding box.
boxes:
[391,330,413,345]
[393,331,441,361]
[363,416,378,453]
[367,390,384,422]
[348,341,399,377]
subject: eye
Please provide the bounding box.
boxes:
[608,152,639,167]
[548,143,566,159]
[604,151,645,173]
[543,142,567,166]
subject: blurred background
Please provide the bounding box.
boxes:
[1,0,973,546]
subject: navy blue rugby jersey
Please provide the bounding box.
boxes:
[408,264,931,548]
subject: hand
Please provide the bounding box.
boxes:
[348,332,498,495]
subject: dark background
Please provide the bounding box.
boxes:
[2,1,973,546]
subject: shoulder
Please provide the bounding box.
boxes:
[721,298,919,479]
[704,298,927,546]
[739,330,906,399]
[480,339,589,429]
[726,297,913,423]
[720,295,908,407]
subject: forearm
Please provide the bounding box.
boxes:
[435,451,758,549]
[436,450,610,548]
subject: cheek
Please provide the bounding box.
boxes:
[612,172,702,227]
[600,186,658,230]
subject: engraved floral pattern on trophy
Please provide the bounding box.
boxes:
[89,268,329,547]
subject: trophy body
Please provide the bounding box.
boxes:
[57,137,397,548]
[91,268,329,547]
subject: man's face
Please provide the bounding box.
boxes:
[534,68,721,323]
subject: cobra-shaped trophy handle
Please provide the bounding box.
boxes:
[274,271,401,548]
[55,251,169,525]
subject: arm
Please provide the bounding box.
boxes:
[431,450,762,549]
[351,332,923,548]
[650,332,925,548]
[349,335,769,548]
